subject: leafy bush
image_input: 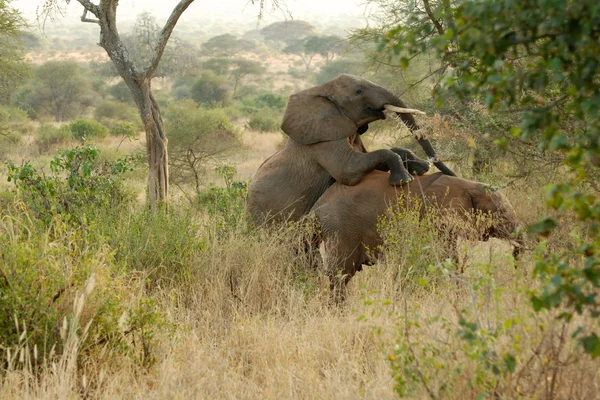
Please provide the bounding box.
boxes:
[172,75,196,100]
[110,121,136,137]
[0,105,32,136]
[94,99,138,122]
[165,100,240,190]
[0,203,167,370]
[197,165,248,235]
[245,113,280,132]
[108,80,132,103]
[35,124,72,153]
[255,93,287,110]
[0,130,22,161]
[69,118,109,140]
[6,145,135,225]
[190,71,232,107]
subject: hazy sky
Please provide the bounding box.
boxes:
[14,0,377,25]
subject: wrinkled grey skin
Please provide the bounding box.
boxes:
[311,171,522,296]
[247,74,434,225]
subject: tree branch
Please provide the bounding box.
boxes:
[422,0,445,35]
[80,9,99,24]
[144,0,196,79]
[75,0,100,16]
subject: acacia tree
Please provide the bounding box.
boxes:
[0,0,28,105]
[42,0,195,210]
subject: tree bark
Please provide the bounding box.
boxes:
[73,0,194,209]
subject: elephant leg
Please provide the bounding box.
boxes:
[314,140,413,186]
[325,241,362,304]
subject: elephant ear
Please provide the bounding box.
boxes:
[281,90,357,145]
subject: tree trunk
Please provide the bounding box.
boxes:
[125,77,169,210]
[72,0,196,209]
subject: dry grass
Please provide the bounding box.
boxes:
[2,210,599,399]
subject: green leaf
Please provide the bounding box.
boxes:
[503,354,516,373]
[528,218,557,236]
[581,334,600,358]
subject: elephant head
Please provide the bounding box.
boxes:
[281,74,455,176]
[469,185,522,258]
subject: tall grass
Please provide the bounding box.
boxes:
[1,151,599,399]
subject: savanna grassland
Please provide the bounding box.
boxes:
[1,1,600,399]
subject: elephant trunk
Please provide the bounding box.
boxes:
[383,101,456,177]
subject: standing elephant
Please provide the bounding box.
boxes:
[310,171,521,294]
[246,74,455,225]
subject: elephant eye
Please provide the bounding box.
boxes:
[356,89,363,95]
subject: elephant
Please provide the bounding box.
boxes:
[310,171,522,295]
[246,73,455,225]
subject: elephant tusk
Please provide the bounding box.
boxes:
[384,104,427,115]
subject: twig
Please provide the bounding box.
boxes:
[404,297,439,400]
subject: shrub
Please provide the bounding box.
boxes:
[245,113,280,132]
[173,76,196,100]
[94,99,138,122]
[110,121,136,137]
[108,80,132,103]
[0,105,33,136]
[69,118,109,140]
[6,145,135,225]
[0,130,22,161]
[0,204,167,370]
[255,93,287,110]
[165,101,240,190]
[35,124,72,154]
[190,70,232,107]
[197,165,248,235]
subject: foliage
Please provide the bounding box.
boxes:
[203,57,265,98]
[0,0,29,105]
[201,33,255,57]
[260,20,317,48]
[108,80,133,103]
[22,61,91,121]
[94,99,138,122]
[283,36,323,72]
[164,100,240,192]
[6,145,135,225]
[69,118,109,140]
[110,121,136,137]
[245,113,280,132]
[378,0,600,357]
[121,12,199,78]
[190,71,232,107]
[315,57,365,84]
[0,104,30,138]
[35,124,71,154]
[197,165,248,235]
[0,205,167,370]
[255,92,287,110]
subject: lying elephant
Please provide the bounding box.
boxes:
[246,73,455,225]
[310,171,521,293]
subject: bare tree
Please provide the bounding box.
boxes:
[42,0,195,210]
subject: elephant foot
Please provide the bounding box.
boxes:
[389,168,413,186]
[391,147,431,176]
[406,159,431,176]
